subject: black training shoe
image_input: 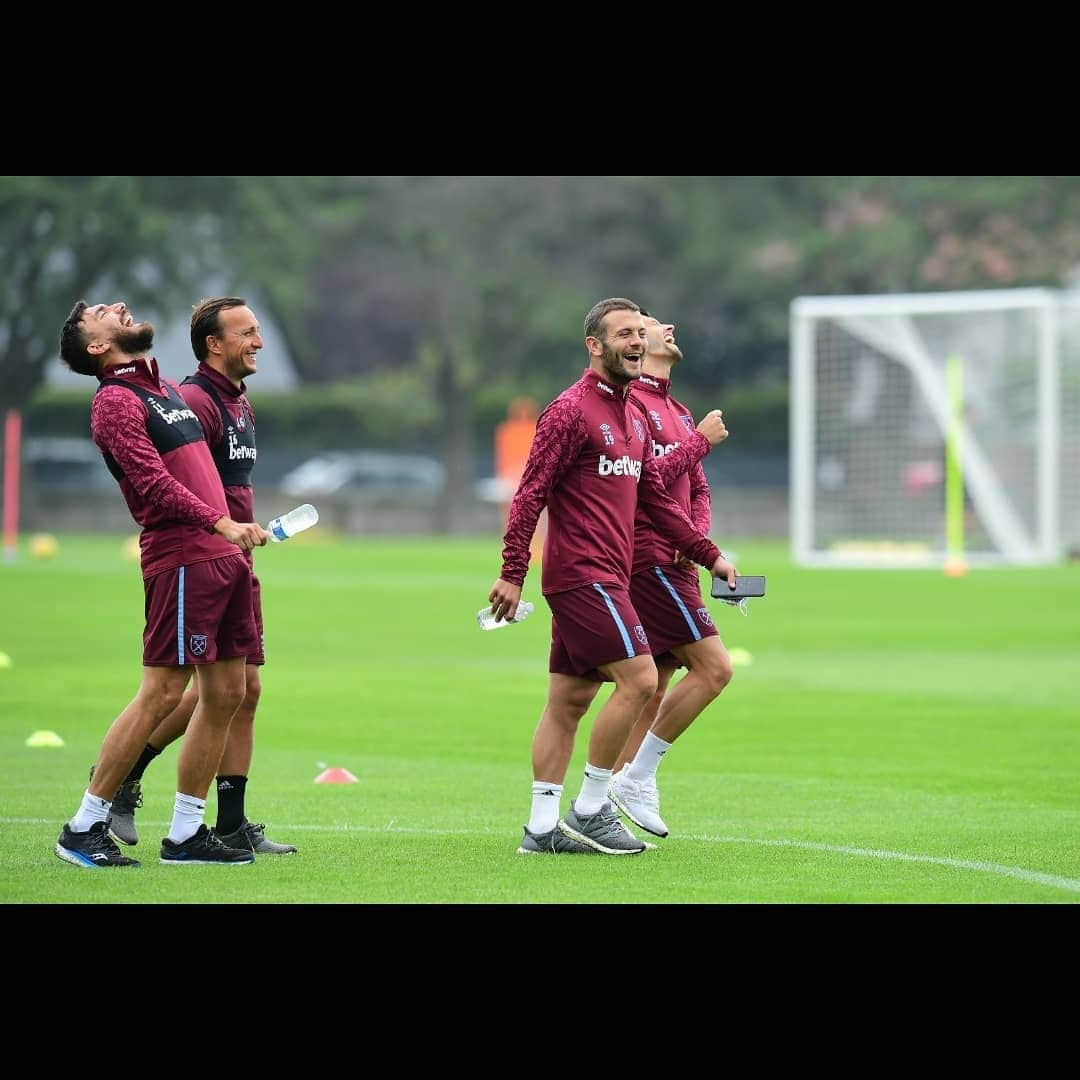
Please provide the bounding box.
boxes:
[55,821,140,868]
[159,824,255,865]
[216,819,297,855]
[106,780,143,846]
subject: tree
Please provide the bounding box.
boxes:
[0,175,345,418]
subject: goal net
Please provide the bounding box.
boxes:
[791,288,1079,567]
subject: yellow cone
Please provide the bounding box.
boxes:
[0,650,12,669]
[26,730,65,748]
[728,647,754,667]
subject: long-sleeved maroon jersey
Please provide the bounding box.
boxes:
[178,361,257,529]
[91,356,241,579]
[629,373,712,576]
[499,368,720,594]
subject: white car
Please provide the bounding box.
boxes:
[279,451,445,498]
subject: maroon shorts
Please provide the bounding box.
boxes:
[143,553,258,666]
[547,583,652,681]
[629,564,718,665]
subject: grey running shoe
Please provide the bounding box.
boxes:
[557,800,647,855]
[55,822,140,868]
[106,779,143,846]
[160,825,255,865]
[608,766,669,838]
[516,825,593,855]
[216,819,297,855]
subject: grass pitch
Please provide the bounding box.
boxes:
[1,533,1077,903]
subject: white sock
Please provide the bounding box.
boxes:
[70,790,111,833]
[627,732,672,782]
[528,781,563,834]
[167,791,207,844]
[574,763,612,816]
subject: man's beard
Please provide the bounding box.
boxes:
[115,322,155,356]
[600,340,638,385]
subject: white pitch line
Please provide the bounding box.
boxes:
[692,835,1080,894]
[8,817,1078,894]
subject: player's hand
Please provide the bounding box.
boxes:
[488,577,522,623]
[709,553,738,590]
[215,517,269,551]
[673,550,694,568]
[697,409,728,446]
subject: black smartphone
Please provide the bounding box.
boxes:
[710,574,766,600]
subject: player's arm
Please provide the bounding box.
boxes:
[639,456,736,586]
[689,459,711,534]
[489,400,585,622]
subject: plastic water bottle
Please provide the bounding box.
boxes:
[267,503,319,542]
[477,600,535,630]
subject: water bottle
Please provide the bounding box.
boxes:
[477,600,535,630]
[267,503,319,542]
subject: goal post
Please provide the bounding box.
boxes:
[790,288,1073,568]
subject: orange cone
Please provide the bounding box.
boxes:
[314,767,358,784]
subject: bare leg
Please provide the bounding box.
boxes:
[614,662,677,772]
[586,653,658,769]
[217,662,259,776]
[176,657,247,799]
[148,676,197,752]
[88,666,191,799]
[532,674,602,782]
[651,636,732,744]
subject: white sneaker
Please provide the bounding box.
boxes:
[608,766,669,838]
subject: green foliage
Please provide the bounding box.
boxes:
[0,176,347,416]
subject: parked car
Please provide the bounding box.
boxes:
[22,436,115,491]
[279,451,445,498]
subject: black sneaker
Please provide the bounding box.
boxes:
[216,819,297,855]
[106,780,143,846]
[55,821,140,868]
[160,824,255,865]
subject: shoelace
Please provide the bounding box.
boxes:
[587,804,635,842]
[619,773,661,810]
[115,782,144,811]
[88,821,123,856]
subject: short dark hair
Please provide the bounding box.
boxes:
[584,297,640,341]
[59,301,96,376]
[190,296,247,361]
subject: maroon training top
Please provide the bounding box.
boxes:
[91,356,240,579]
[178,361,257,528]
[500,368,720,594]
[629,373,713,576]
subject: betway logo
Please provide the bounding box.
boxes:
[653,441,681,457]
[598,454,642,479]
[228,434,257,460]
[149,398,196,425]
[113,365,137,376]
[640,375,660,388]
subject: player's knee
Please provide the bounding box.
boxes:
[706,653,734,695]
[626,667,659,705]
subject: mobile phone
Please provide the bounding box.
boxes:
[710,574,766,600]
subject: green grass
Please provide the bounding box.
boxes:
[1,532,1078,903]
